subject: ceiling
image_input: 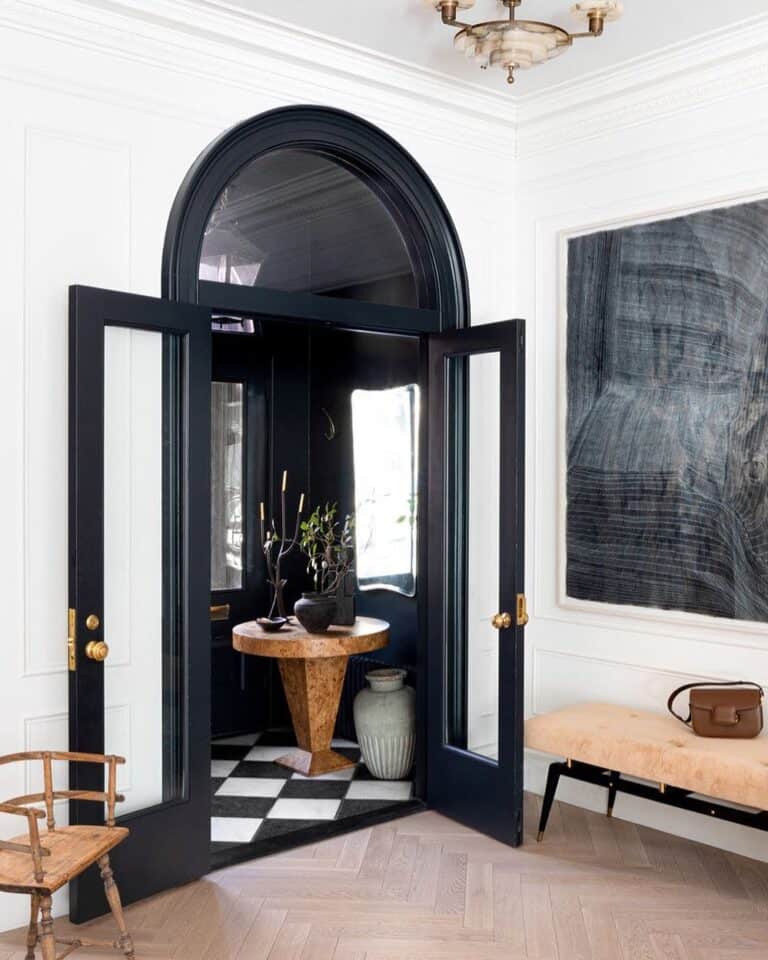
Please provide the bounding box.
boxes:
[219,0,768,96]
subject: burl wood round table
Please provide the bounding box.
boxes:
[232,617,389,777]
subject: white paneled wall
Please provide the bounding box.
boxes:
[516,16,768,863]
[0,0,514,933]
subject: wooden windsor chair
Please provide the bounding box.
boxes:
[0,751,134,960]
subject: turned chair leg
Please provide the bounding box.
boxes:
[98,854,135,959]
[537,761,565,842]
[38,896,55,960]
[25,892,39,960]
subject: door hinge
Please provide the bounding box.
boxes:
[68,607,76,671]
[516,594,529,627]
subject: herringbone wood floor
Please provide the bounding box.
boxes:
[2,794,768,959]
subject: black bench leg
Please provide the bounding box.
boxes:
[607,772,619,818]
[537,761,564,842]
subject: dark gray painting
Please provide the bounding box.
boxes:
[567,199,768,622]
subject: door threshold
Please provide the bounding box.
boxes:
[209,798,425,872]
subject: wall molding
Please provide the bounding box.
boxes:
[21,124,133,679]
[0,0,518,168]
[6,2,768,169]
[518,13,768,158]
[530,646,768,718]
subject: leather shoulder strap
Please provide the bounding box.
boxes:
[667,681,764,725]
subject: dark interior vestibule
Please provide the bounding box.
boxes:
[160,105,471,867]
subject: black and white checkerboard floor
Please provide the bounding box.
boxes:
[211,729,414,848]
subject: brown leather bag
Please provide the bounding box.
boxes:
[667,681,764,738]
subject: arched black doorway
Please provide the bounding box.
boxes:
[161,105,469,333]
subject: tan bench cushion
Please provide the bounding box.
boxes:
[525,702,768,811]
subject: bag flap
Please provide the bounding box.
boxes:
[690,688,762,711]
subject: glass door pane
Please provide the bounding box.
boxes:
[103,326,186,812]
[444,353,501,760]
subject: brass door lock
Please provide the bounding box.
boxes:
[516,593,529,627]
[85,640,109,662]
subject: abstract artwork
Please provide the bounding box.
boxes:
[567,198,768,622]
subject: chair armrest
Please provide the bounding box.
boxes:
[0,803,45,819]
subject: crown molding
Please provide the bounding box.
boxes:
[517,12,768,158]
[0,0,517,152]
[5,0,768,169]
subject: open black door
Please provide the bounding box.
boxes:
[68,286,211,921]
[427,319,526,845]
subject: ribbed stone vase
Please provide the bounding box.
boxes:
[353,668,415,780]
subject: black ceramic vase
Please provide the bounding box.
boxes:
[294,592,336,633]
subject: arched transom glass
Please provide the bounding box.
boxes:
[199,149,419,309]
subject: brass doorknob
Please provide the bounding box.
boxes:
[85,640,109,662]
[491,612,513,630]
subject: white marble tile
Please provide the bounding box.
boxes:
[268,798,341,820]
[213,733,261,747]
[210,817,262,843]
[244,745,292,762]
[211,760,239,778]
[215,777,285,798]
[291,766,357,782]
[346,780,413,801]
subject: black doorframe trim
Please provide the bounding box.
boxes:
[161,105,469,335]
[163,106,471,813]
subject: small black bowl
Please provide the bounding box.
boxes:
[256,617,288,633]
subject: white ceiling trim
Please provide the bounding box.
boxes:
[3,0,517,125]
[519,13,768,157]
[4,0,768,163]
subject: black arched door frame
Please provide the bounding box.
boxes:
[161,105,473,826]
[161,105,469,334]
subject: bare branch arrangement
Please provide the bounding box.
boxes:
[260,470,305,619]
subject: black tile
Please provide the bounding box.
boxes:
[256,818,326,840]
[337,798,401,818]
[211,839,245,853]
[279,779,349,800]
[211,795,276,819]
[230,760,292,779]
[334,747,361,763]
[211,777,226,797]
[351,764,377,781]
[211,744,251,761]
[257,730,297,747]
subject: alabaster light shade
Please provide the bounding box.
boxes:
[571,0,624,21]
[455,21,568,72]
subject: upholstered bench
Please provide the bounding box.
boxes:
[525,702,768,840]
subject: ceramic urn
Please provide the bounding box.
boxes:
[353,668,415,780]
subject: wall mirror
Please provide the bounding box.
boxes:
[351,383,419,596]
[210,380,244,590]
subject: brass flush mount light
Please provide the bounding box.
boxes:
[425,0,623,86]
